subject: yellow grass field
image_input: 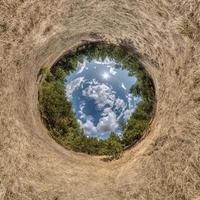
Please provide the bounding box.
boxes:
[0,0,200,199]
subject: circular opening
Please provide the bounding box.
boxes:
[38,42,155,159]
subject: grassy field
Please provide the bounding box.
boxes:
[1,0,199,199]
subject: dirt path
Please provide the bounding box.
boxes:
[0,0,200,199]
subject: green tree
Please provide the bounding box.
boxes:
[38,43,155,157]
[106,133,123,159]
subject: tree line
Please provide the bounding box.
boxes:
[38,43,155,159]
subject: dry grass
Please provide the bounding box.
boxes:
[0,0,200,199]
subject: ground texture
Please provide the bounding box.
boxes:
[0,0,200,199]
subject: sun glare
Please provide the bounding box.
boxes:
[102,72,110,80]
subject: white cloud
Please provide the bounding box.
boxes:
[76,60,86,74]
[87,115,94,121]
[109,67,117,76]
[115,98,125,110]
[78,110,86,120]
[117,109,125,121]
[78,102,86,120]
[83,82,116,109]
[127,93,133,107]
[124,108,135,120]
[97,108,118,132]
[88,78,98,85]
[127,94,141,109]
[65,77,85,98]
[79,119,97,133]
[121,83,126,90]
[93,57,115,65]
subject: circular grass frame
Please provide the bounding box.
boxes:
[38,42,155,159]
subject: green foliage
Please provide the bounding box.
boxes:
[39,68,79,133]
[123,76,154,146]
[105,133,123,159]
[38,43,155,159]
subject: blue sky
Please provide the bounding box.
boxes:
[65,57,141,139]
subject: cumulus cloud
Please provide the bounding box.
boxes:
[79,119,97,133]
[127,93,133,107]
[115,98,125,110]
[78,102,86,120]
[124,108,135,120]
[88,78,98,85]
[109,67,117,76]
[78,103,96,135]
[127,94,141,109]
[80,102,85,111]
[76,60,86,74]
[97,108,118,132]
[121,83,126,90]
[79,112,86,120]
[65,77,85,98]
[83,82,116,109]
[93,57,115,65]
